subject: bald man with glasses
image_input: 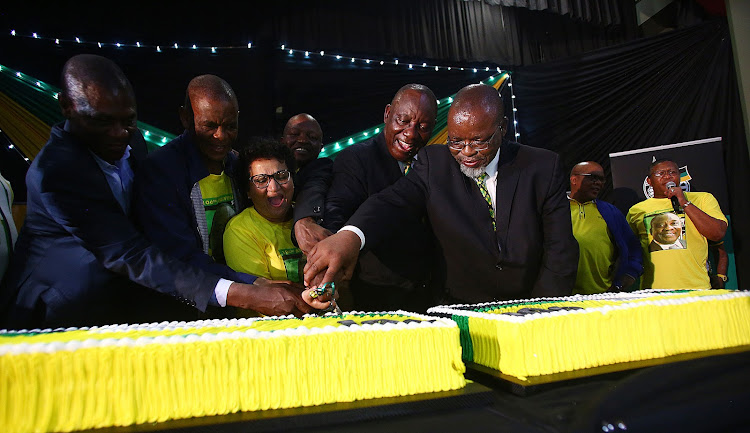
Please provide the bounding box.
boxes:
[305,84,578,304]
[569,162,642,294]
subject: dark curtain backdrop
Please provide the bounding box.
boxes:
[513,18,750,287]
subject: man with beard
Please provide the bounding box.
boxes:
[322,84,438,311]
[627,159,726,289]
[280,113,333,255]
[1,57,326,329]
[305,83,577,303]
[568,161,642,294]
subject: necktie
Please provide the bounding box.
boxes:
[403,160,412,175]
[475,173,496,230]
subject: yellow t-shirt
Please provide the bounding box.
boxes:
[626,192,726,290]
[223,207,304,282]
[198,172,234,257]
[570,199,616,294]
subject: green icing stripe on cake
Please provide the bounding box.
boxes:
[451,314,474,362]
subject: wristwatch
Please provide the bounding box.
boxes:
[716,273,728,282]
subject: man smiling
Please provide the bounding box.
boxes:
[306,84,577,303]
[322,84,438,311]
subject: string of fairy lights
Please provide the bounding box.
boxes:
[3,29,520,162]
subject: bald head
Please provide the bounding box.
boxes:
[179,75,239,173]
[447,84,508,178]
[59,55,137,163]
[569,161,605,203]
[383,83,437,162]
[282,113,323,168]
[61,54,134,116]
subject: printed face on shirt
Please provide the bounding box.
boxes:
[248,158,294,223]
[383,89,437,162]
[63,84,137,164]
[650,212,682,245]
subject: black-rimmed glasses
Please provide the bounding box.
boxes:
[250,169,291,189]
[446,125,502,151]
[576,173,605,183]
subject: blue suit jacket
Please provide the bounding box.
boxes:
[0,124,220,329]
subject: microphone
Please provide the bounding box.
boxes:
[666,181,681,214]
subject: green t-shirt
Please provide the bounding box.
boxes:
[198,172,234,257]
[570,199,616,294]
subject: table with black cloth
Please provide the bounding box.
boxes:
[88,349,750,433]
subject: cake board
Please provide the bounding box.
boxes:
[466,344,750,397]
[80,382,494,433]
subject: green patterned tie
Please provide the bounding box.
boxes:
[475,173,496,230]
[403,160,412,175]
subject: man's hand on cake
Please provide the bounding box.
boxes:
[227,279,314,317]
[303,230,360,288]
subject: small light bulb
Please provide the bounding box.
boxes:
[116,42,121,47]
[33,32,38,38]
[320,50,324,56]
[247,42,252,48]
[508,83,512,87]
[348,138,354,144]
[511,95,516,99]
[375,128,380,133]
[157,46,161,52]
[55,38,59,44]
[422,62,427,67]
[351,57,355,62]
[136,42,140,47]
[336,55,341,59]
[514,120,518,125]
[10,30,16,36]
[281,44,285,50]
[448,67,451,70]
[98,42,102,48]
[473,68,477,73]
[380,60,384,65]
[513,108,517,112]
[485,67,490,71]
[395,59,399,65]
[144,131,150,136]
[363,132,369,136]
[434,66,438,71]
[36,81,41,86]
[9,144,14,149]
[173,43,178,49]
[366,59,371,64]
[289,49,293,54]
[211,47,216,53]
[53,93,58,99]
[192,44,197,49]
[448,97,453,102]
[497,67,501,72]
[15,72,21,77]
[24,157,30,162]
[161,137,167,143]
[515,133,520,137]
[305,51,309,56]
[409,64,413,69]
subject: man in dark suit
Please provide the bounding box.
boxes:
[305,84,577,303]
[0,55,326,329]
[281,113,334,255]
[321,84,438,311]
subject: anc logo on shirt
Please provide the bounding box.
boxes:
[643,164,692,198]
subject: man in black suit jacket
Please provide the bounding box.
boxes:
[305,84,577,303]
[321,84,438,311]
[281,113,334,255]
[0,55,327,329]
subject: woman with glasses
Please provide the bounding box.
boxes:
[223,138,306,286]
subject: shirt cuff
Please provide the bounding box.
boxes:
[215,278,233,307]
[340,225,365,250]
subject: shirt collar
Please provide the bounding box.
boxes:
[485,149,500,178]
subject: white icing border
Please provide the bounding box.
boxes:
[0,310,457,355]
[428,290,750,324]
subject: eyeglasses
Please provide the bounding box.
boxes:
[576,173,605,183]
[250,169,291,189]
[652,169,679,178]
[446,126,502,151]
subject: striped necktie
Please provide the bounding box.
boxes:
[403,160,412,175]
[475,173,496,230]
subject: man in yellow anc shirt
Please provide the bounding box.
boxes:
[223,139,304,283]
[627,159,727,290]
[569,161,642,294]
[133,76,327,317]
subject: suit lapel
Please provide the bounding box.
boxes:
[494,141,520,254]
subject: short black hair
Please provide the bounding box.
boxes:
[649,158,678,176]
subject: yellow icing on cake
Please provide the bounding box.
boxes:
[430,290,750,380]
[0,312,466,433]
